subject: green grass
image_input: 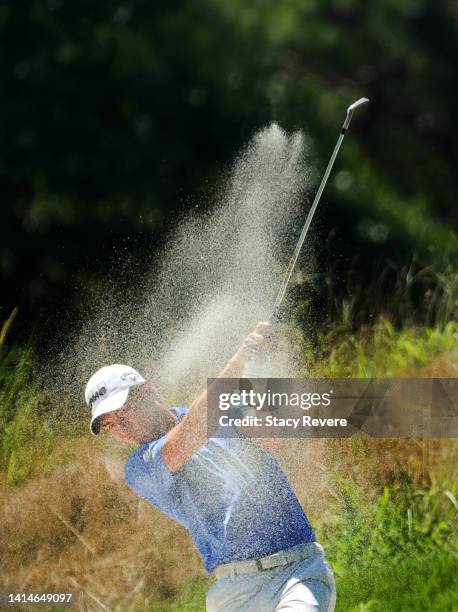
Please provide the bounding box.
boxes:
[334,549,458,612]
[301,318,457,377]
[317,478,458,611]
[339,551,457,611]
[0,312,55,486]
[144,576,210,611]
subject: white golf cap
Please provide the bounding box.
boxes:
[85,364,146,435]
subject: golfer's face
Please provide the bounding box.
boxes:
[101,382,165,443]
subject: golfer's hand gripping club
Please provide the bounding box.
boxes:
[236,322,272,361]
[236,322,273,379]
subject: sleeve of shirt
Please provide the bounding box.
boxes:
[124,434,177,499]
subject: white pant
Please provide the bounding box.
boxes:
[206,543,336,612]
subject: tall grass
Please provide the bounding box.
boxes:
[0,310,55,485]
[301,318,457,377]
[317,477,458,611]
[320,478,457,569]
[297,256,458,331]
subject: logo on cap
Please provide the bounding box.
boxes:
[88,382,107,408]
[120,372,139,382]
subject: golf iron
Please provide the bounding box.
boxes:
[270,97,370,321]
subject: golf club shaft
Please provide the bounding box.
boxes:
[270,98,369,321]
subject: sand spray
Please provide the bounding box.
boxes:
[53,123,315,414]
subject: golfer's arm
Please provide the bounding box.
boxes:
[161,354,246,473]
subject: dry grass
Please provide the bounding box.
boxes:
[0,437,204,610]
[404,351,458,378]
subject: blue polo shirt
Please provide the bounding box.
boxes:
[124,407,314,573]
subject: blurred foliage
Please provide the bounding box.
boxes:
[0,307,18,348]
[0,312,55,485]
[0,0,457,327]
[294,253,458,328]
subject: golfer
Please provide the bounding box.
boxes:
[85,322,336,611]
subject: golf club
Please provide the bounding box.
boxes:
[270,97,370,321]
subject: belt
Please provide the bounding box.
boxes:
[214,542,321,579]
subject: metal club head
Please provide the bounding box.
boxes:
[342,97,370,130]
[347,97,370,113]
